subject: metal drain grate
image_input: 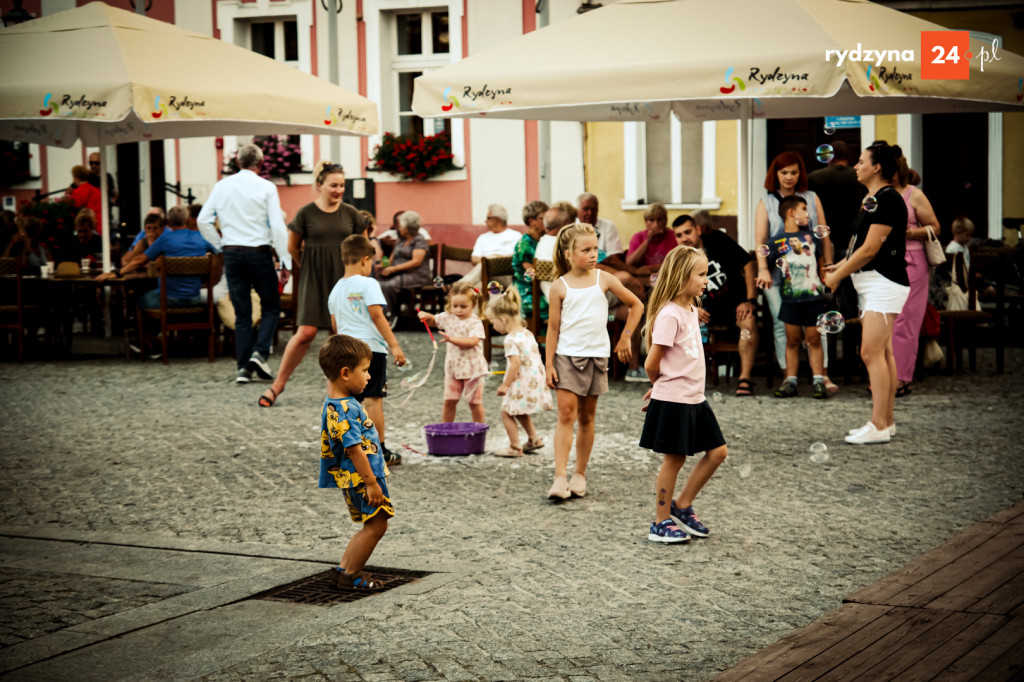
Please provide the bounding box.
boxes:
[251,567,432,606]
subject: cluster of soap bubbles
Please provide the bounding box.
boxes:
[813,224,830,240]
[863,196,878,213]
[816,144,835,164]
[524,267,536,283]
[816,310,845,335]
[486,280,504,296]
[809,442,829,464]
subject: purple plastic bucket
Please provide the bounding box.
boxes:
[423,422,489,456]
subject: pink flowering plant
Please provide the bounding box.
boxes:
[223,135,303,185]
[368,131,458,181]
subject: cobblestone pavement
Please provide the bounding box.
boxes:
[1,333,1021,680]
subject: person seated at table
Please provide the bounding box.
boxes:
[673,214,761,396]
[125,207,167,252]
[377,210,431,250]
[358,210,384,267]
[377,210,431,324]
[120,213,166,269]
[187,203,203,230]
[456,204,524,287]
[626,203,675,272]
[3,216,51,271]
[98,205,216,309]
[512,200,549,321]
[58,208,103,267]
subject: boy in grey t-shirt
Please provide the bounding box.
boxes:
[328,235,407,465]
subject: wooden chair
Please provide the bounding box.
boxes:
[439,244,474,278]
[0,256,42,362]
[137,254,217,364]
[529,259,557,346]
[480,255,514,362]
[938,251,996,373]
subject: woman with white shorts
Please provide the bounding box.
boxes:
[824,141,909,445]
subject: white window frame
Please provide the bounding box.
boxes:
[364,0,466,183]
[622,120,721,211]
[217,0,314,181]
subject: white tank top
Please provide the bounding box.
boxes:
[556,270,610,358]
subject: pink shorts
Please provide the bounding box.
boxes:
[444,375,485,404]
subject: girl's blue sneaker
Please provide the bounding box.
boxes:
[671,503,709,537]
[648,519,689,544]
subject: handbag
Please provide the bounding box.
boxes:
[921,338,944,368]
[923,226,946,266]
[945,283,970,311]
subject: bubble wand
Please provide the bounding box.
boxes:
[386,309,439,407]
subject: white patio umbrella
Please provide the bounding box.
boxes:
[413,0,1024,239]
[0,2,380,271]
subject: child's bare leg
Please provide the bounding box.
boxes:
[655,454,687,523]
[553,389,579,478]
[340,513,388,575]
[442,399,458,422]
[676,444,727,509]
[784,323,802,378]
[516,414,538,442]
[500,410,521,448]
[363,397,385,443]
[573,395,599,476]
[804,326,825,376]
[469,400,485,423]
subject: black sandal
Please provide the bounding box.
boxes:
[735,378,754,397]
[334,569,383,591]
[257,386,279,407]
[896,383,912,398]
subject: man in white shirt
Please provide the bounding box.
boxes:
[197,144,292,384]
[577,192,624,257]
[458,204,522,284]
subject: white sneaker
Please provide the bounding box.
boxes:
[848,423,896,437]
[845,421,891,444]
[625,368,648,383]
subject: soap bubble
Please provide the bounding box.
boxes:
[776,258,787,270]
[809,442,830,464]
[823,123,836,135]
[649,273,659,286]
[813,224,831,239]
[432,276,445,288]
[396,360,413,374]
[739,464,752,479]
[816,311,845,335]
[486,280,504,296]
[756,244,770,258]
[816,144,835,164]
[711,391,723,403]
[863,196,878,213]
[524,267,535,282]
[740,329,752,341]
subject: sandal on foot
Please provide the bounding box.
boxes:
[334,569,383,591]
[735,378,754,397]
[495,446,524,457]
[547,476,571,500]
[257,386,279,407]
[896,383,912,397]
[569,473,587,498]
[522,438,545,453]
[823,377,839,395]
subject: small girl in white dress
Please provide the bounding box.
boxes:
[486,286,551,457]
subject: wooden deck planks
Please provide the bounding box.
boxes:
[717,502,1024,681]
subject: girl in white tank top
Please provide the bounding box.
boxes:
[544,223,644,501]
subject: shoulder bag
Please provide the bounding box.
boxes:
[923,226,946,266]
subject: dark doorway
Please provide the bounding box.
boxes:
[766,118,861,181]
[116,143,139,246]
[922,113,988,243]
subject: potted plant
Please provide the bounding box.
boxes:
[368,131,458,181]
[222,135,303,185]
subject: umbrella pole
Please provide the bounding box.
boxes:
[738,103,752,249]
[100,145,113,339]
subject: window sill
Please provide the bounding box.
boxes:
[619,198,722,212]
[365,168,468,184]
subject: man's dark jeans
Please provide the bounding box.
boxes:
[223,249,280,369]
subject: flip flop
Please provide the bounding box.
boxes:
[257,386,279,407]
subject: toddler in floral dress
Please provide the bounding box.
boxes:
[417,282,488,424]
[486,286,551,457]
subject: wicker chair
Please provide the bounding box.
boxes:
[137,254,217,364]
[480,255,515,362]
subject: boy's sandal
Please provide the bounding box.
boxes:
[257,386,279,408]
[735,379,754,397]
[495,446,524,458]
[896,383,912,397]
[522,438,545,453]
[334,569,383,591]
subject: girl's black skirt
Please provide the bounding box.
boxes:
[639,398,726,456]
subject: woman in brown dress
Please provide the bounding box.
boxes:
[259,161,368,406]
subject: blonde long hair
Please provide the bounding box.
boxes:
[643,245,707,343]
[553,222,597,276]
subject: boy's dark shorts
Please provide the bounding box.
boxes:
[343,475,395,523]
[779,299,827,328]
[355,352,388,400]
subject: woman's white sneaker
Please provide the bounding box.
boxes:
[845,421,891,444]
[848,423,896,437]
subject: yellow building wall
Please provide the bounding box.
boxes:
[716,120,739,219]
[875,115,898,146]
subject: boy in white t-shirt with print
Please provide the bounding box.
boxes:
[328,235,407,466]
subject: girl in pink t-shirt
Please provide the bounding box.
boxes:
[639,245,728,544]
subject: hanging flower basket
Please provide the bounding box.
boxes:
[368,131,459,182]
[222,135,303,185]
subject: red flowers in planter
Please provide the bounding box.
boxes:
[369,131,458,181]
